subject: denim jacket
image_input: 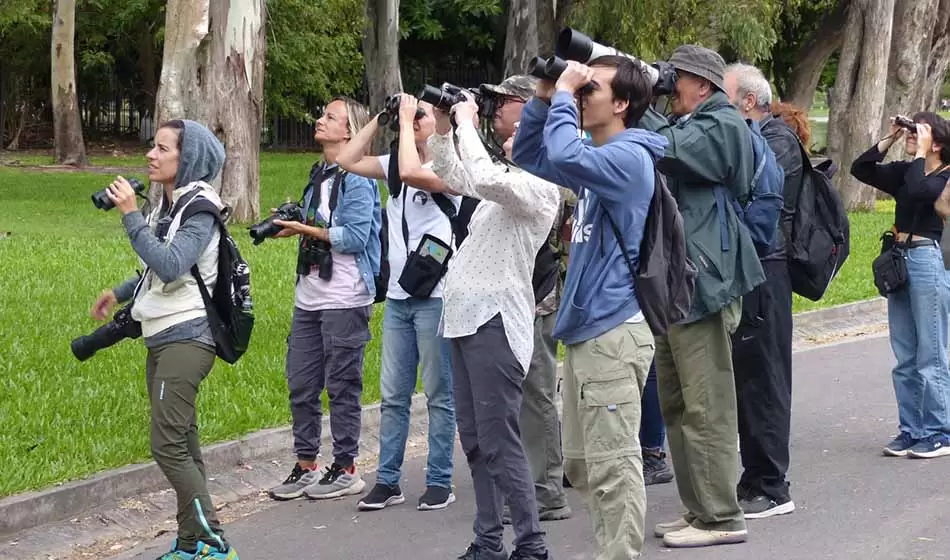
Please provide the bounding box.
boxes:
[302,166,382,298]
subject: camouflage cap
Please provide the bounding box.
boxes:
[481,75,538,101]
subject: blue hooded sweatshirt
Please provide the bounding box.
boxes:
[513,91,668,345]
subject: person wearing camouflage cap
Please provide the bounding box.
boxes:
[481,74,537,143]
[639,44,764,548]
[482,75,576,526]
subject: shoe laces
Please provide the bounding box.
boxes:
[281,463,308,485]
[320,462,346,483]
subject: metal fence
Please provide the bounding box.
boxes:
[1,63,502,151]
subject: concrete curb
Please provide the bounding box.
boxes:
[0,297,889,537]
[0,395,429,536]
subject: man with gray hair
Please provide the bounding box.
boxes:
[723,63,803,520]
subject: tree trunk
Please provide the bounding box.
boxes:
[555,0,574,31]
[537,0,556,59]
[504,0,539,77]
[880,0,939,137]
[154,0,267,222]
[784,0,848,110]
[363,0,402,156]
[827,0,895,212]
[51,0,87,167]
[923,0,950,111]
[5,101,26,151]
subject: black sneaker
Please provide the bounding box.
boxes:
[457,542,507,560]
[643,449,674,485]
[740,494,795,519]
[509,548,549,560]
[883,432,916,457]
[562,473,572,489]
[357,483,405,510]
[417,485,456,510]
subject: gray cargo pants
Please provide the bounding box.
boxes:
[285,305,372,466]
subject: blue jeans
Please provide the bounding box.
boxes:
[640,361,666,450]
[887,244,950,440]
[376,297,455,488]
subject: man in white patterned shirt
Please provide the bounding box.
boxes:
[429,95,559,560]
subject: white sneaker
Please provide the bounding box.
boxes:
[663,525,748,548]
[654,517,690,537]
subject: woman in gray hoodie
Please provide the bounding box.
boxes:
[90,120,238,560]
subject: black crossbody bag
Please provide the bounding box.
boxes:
[872,212,917,297]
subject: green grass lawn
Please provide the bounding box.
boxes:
[0,151,893,499]
[0,152,391,498]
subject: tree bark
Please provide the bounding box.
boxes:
[923,0,950,111]
[827,0,895,212]
[555,0,574,31]
[881,0,939,136]
[51,0,87,167]
[784,0,848,110]
[363,0,402,155]
[504,0,539,77]
[154,0,267,222]
[537,0,557,58]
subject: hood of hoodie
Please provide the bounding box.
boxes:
[603,126,668,162]
[175,120,226,189]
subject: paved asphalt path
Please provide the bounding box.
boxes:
[124,334,950,560]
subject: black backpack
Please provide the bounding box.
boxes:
[605,170,697,336]
[787,141,850,301]
[181,199,255,364]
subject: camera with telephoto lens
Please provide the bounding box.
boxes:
[70,305,142,361]
[91,178,146,211]
[894,115,918,132]
[249,201,304,245]
[377,94,426,132]
[528,28,677,97]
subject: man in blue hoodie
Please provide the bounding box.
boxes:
[513,55,668,560]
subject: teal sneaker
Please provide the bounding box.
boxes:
[155,540,198,560]
[195,541,239,560]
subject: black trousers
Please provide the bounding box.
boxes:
[731,259,793,502]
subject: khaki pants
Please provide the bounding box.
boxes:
[562,321,655,560]
[146,340,223,550]
[654,300,746,532]
[521,312,568,510]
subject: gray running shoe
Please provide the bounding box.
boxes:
[267,463,323,501]
[304,462,366,499]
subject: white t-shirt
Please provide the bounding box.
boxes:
[295,169,372,311]
[378,154,460,300]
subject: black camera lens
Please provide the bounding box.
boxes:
[556,28,595,62]
[419,85,455,112]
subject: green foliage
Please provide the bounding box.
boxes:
[264,0,366,119]
[769,0,839,97]
[566,0,781,63]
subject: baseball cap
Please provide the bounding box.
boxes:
[480,75,538,101]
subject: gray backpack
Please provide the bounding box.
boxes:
[604,170,697,335]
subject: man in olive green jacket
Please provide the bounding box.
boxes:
[638,45,765,549]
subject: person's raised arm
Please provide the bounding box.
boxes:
[429,106,476,196]
[453,100,558,217]
[337,114,387,180]
[395,94,458,194]
[540,62,658,202]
